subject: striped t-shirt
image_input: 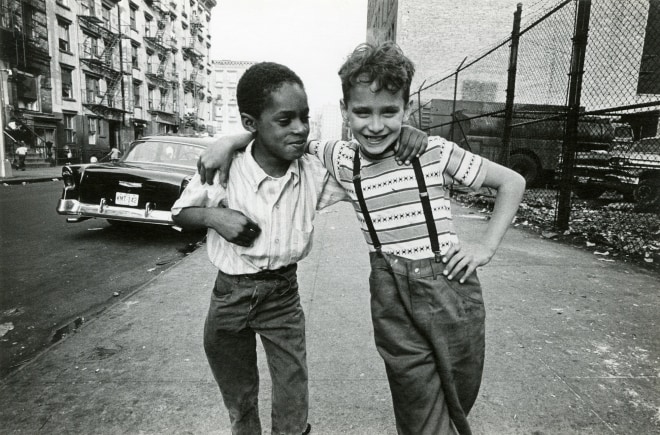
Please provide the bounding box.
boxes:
[310,136,488,260]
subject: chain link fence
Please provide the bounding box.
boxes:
[409,0,660,264]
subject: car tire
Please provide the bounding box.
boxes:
[573,184,606,199]
[634,179,660,212]
[510,154,540,186]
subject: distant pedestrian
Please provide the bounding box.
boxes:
[15,143,28,171]
[109,146,121,162]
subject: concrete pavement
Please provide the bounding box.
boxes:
[1,201,658,434]
[1,165,63,185]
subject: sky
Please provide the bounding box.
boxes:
[207,0,368,112]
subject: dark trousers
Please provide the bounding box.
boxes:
[368,252,486,435]
[204,265,308,435]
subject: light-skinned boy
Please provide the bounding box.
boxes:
[200,42,525,435]
[171,62,349,435]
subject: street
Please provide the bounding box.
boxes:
[0,180,204,378]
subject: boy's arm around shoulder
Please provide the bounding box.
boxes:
[198,132,253,186]
[442,160,526,283]
[171,173,261,247]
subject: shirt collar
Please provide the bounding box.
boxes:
[243,141,300,193]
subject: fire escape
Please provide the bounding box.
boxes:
[182,12,205,130]
[78,0,129,120]
[144,0,177,123]
[0,0,54,156]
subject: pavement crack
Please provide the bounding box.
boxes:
[537,356,618,434]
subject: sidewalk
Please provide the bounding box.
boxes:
[1,165,63,185]
[1,202,658,434]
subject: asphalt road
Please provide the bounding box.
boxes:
[0,180,205,378]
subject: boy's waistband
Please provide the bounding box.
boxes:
[370,251,444,277]
[219,263,297,279]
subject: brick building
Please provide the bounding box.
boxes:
[1,0,216,166]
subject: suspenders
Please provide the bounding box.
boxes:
[352,151,443,263]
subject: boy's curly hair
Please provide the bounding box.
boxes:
[338,42,415,103]
[237,62,305,118]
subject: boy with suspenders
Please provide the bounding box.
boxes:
[199,42,525,434]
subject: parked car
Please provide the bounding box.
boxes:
[571,136,660,210]
[56,135,213,228]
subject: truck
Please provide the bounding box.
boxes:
[409,99,632,186]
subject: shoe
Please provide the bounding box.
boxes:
[302,423,311,435]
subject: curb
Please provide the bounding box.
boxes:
[1,176,62,185]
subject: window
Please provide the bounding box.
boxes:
[159,88,168,111]
[83,36,99,57]
[131,44,139,69]
[148,86,154,109]
[61,66,74,99]
[144,13,152,36]
[64,114,76,142]
[80,0,95,17]
[88,117,98,134]
[129,5,137,30]
[85,75,99,103]
[228,71,237,84]
[101,6,111,29]
[133,82,141,107]
[58,20,70,52]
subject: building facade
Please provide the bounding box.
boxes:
[0,0,57,167]
[209,59,255,135]
[1,0,216,166]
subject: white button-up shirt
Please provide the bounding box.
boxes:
[172,142,348,274]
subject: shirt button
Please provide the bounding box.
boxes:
[414,268,420,273]
[275,205,280,209]
[275,239,279,244]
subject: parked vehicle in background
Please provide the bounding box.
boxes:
[409,99,633,186]
[571,136,660,211]
[56,136,212,228]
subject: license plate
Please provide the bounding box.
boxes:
[115,192,139,206]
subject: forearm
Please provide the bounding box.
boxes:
[172,207,215,230]
[480,182,524,257]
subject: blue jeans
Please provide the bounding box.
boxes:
[204,265,308,435]
[368,252,486,435]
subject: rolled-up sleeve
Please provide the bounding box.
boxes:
[171,173,226,215]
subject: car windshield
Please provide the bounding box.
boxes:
[122,140,204,167]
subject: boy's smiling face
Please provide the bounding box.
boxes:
[244,82,310,175]
[341,80,412,158]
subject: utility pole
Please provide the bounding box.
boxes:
[557,0,591,230]
[0,68,13,178]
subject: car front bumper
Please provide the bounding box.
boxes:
[57,198,175,225]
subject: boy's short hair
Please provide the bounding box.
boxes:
[236,62,305,118]
[338,42,415,104]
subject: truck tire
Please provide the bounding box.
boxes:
[573,184,605,199]
[634,179,660,212]
[510,154,540,186]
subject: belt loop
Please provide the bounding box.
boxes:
[434,251,442,263]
